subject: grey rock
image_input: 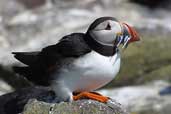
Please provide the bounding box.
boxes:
[0,86,128,114]
[23,99,128,114]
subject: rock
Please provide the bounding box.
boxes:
[23,99,128,114]
[0,86,128,114]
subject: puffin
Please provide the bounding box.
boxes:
[12,17,140,103]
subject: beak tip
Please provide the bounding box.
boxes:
[122,23,140,43]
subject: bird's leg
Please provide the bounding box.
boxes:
[51,82,73,102]
[73,91,109,103]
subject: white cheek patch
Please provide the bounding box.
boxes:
[110,21,122,33]
[94,21,108,30]
[90,21,122,46]
[90,30,116,46]
[89,20,123,46]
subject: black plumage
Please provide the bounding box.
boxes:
[13,33,91,86]
[2,16,140,114]
[12,17,120,86]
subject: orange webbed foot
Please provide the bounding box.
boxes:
[73,91,109,103]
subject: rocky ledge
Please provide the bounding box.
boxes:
[0,86,128,114]
[23,99,128,114]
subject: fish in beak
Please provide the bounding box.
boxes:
[115,22,140,49]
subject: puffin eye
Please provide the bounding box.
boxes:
[105,23,111,30]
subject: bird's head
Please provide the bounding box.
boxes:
[85,17,140,56]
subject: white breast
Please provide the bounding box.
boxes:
[53,51,121,92]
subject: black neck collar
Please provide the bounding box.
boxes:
[84,32,117,56]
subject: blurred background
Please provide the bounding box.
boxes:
[0,0,171,114]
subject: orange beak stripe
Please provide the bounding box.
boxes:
[122,23,140,43]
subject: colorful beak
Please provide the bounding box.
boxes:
[122,23,140,43]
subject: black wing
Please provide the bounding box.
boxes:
[12,33,91,86]
[12,52,39,66]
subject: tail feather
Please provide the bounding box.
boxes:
[13,66,49,86]
[12,52,39,65]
